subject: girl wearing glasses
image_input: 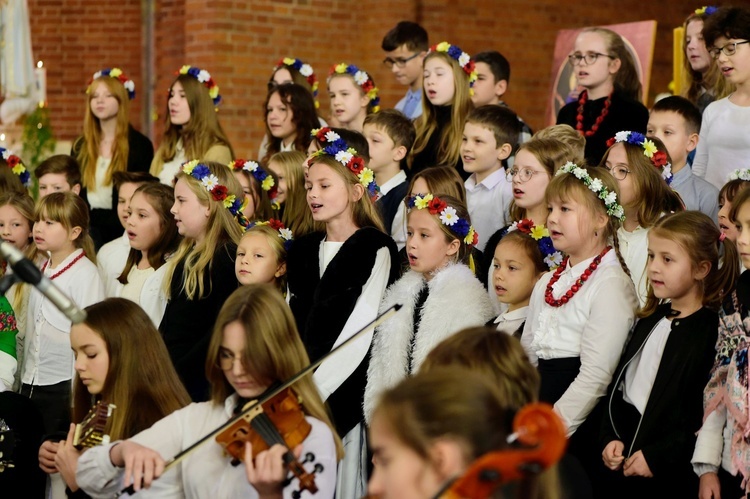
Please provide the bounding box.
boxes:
[692,6,750,191]
[75,285,341,498]
[601,132,683,306]
[556,28,648,167]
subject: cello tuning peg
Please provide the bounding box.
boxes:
[303,452,315,463]
[314,463,324,474]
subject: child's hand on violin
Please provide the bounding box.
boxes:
[602,440,625,470]
[623,450,652,477]
[55,423,82,491]
[38,439,60,474]
[110,440,165,491]
[245,441,302,499]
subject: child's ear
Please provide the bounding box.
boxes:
[68,226,82,241]
[694,260,711,281]
[497,143,513,161]
[494,79,508,99]
[446,238,461,257]
[275,261,287,278]
[72,183,81,195]
[392,145,407,163]
[351,182,365,202]
[428,439,466,482]
[687,132,699,153]
[359,91,370,110]
[608,57,622,75]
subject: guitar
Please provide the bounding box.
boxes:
[73,401,116,450]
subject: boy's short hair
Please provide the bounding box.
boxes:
[650,96,702,134]
[364,109,416,152]
[703,7,750,47]
[35,155,82,187]
[473,51,511,84]
[112,171,159,195]
[533,124,586,161]
[331,128,370,163]
[381,21,429,52]
[466,105,521,150]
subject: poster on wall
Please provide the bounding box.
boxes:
[544,20,657,127]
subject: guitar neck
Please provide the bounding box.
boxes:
[74,402,116,450]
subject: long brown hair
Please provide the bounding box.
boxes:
[682,13,733,105]
[34,192,96,264]
[76,77,131,189]
[205,285,343,458]
[261,83,318,166]
[71,298,190,440]
[151,74,234,177]
[640,211,739,317]
[268,151,315,237]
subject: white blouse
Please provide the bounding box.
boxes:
[97,232,130,298]
[617,224,650,307]
[494,306,528,336]
[158,141,187,186]
[622,317,671,415]
[521,249,638,435]
[87,157,114,209]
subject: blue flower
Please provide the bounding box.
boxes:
[291,59,302,70]
[187,67,200,77]
[447,45,462,59]
[20,171,31,186]
[192,164,210,179]
[706,6,718,14]
[324,144,339,156]
[538,237,555,255]
[627,132,646,145]
[453,218,470,237]
[346,65,359,76]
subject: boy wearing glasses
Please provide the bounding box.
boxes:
[381,21,428,120]
[461,105,520,252]
[692,6,750,190]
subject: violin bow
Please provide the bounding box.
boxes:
[118,303,402,496]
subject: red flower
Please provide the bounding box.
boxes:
[315,127,330,142]
[269,219,284,230]
[427,197,448,215]
[472,231,479,246]
[7,156,19,168]
[211,185,228,201]
[652,150,668,168]
[517,219,534,234]
[361,80,374,92]
[348,157,365,175]
[606,137,616,148]
[464,60,475,75]
[268,185,278,200]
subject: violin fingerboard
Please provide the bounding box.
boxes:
[73,402,116,450]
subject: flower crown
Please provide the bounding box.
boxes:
[506,220,563,270]
[429,42,478,93]
[329,63,380,113]
[0,148,31,188]
[310,127,379,199]
[229,159,276,195]
[177,65,221,106]
[182,160,245,218]
[88,68,135,100]
[275,57,319,108]
[247,219,293,251]
[407,193,478,246]
[695,5,718,15]
[556,162,625,221]
[728,169,750,182]
[606,131,673,185]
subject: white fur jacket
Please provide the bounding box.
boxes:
[363,263,496,423]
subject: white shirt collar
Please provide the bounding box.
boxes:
[379,170,407,196]
[465,167,506,190]
[494,305,528,323]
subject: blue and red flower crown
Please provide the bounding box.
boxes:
[275,57,319,108]
[429,42,478,93]
[0,148,31,188]
[246,219,293,251]
[177,65,221,106]
[606,131,673,185]
[310,127,379,200]
[329,63,380,113]
[182,160,245,218]
[88,68,135,100]
[407,193,478,247]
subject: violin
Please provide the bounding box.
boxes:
[215,387,323,497]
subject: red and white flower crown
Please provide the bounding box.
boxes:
[328,63,380,113]
[88,68,135,100]
[275,57,319,108]
[429,42,478,94]
[177,65,221,106]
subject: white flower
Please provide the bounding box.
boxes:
[300,64,313,77]
[354,71,369,86]
[197,70,211,83]
[1,150,9,160]
[124,80,135,92]
[439,207,458,226]
[92,71,102,80]
[605,191,617,206]
[612,206,625,220]
[506,221,519,233]
[662,164,672,181]
[573,167,587,179]
[242,161,259,172]
[458,52,470,67]
[201,174,220,191]
[615,131,630,142]
[325,131,340,142]
[335,150,353,165]
[279,228,293,241]
[588,178,603,193]
[544,252,564,269]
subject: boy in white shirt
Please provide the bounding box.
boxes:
[461,105,520,252]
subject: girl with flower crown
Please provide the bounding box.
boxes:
[159,160,244,401]
[598,211,738,499]
[287,129,398,498]
[150,66,234,186]
[73,69,154,248]
[520,164,637,483]
[259,83,320,166]
[0,147,32,195]
[601,132,684,306]
[364,192,495,421]
[327,63,380,133]
[235,220,292,292]
[556,28,648,166]
[410,42,476,180]
[269,57,321,108]
[229,159,278,222]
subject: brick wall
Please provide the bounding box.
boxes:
[27,0,693,158]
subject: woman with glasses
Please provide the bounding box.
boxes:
[692,6,750,191]
[556,28,648,167]
[75,285,341,499]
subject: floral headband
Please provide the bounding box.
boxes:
[728,169,750,182]
[556,162,625,221]
[329,63,380,113]
[182,160,246,218]
[606,131,673,185]
[695,5,718,15]
[275,57,319,109]
[177,65,221,106]
[407,193,478,247]
[88,68,135,100]
[246,219,293,251]
[310,127,379,200]
[506,220,563,270]
[229,159,276,195]
[0,148,31,188]
[429,42,479,94]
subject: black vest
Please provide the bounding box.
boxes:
[376,181,408,235]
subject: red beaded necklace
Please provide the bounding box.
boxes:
[544,246,611,307]
[575,90,612,137]
[41,251,86,280]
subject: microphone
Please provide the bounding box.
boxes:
[0,241,87,324]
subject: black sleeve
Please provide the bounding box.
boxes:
[556,101,577,127]
[127,126,155,173]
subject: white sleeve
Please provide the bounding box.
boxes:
[285,418,338,499]
[313,247,390,401]
[520,278,547,366]
[692,407,726,476]
[692,111,710,178]
[554,276,637,435]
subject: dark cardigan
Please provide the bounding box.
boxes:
[410,105,467,180]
